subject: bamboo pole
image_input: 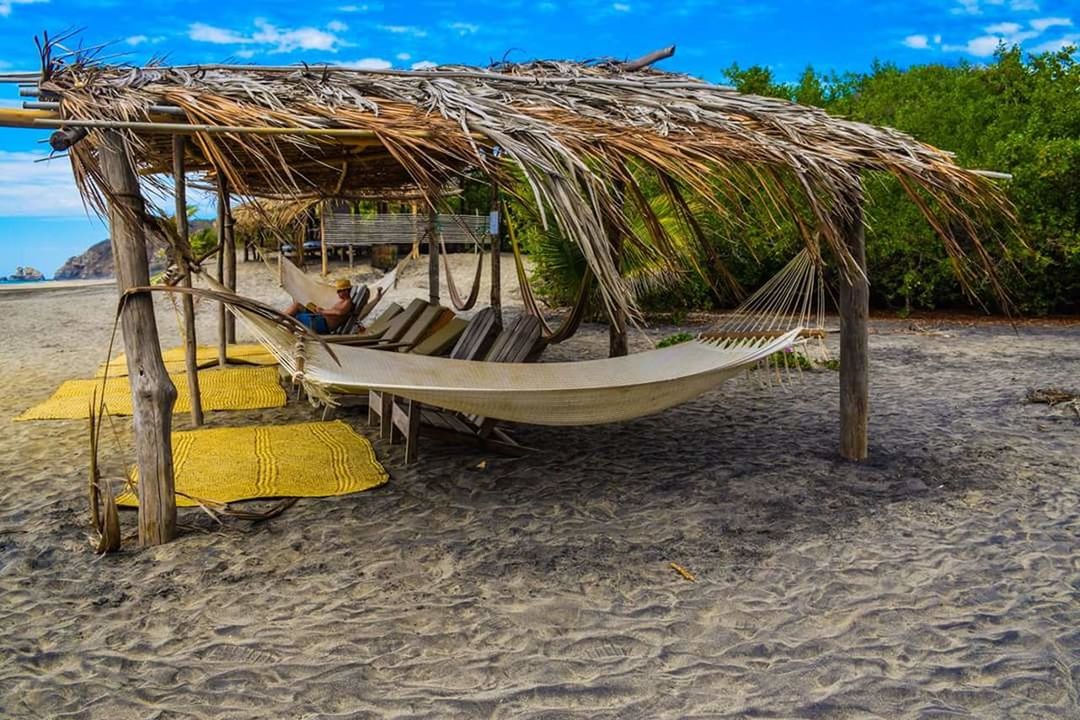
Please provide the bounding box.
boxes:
[99,130,177,547]
[489,184,503,331]
[838,188,869,461]
[428,206,439,305]
[216,180,227,366]
[173,136,203,426]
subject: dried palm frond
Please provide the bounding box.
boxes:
[32,46,1015,320]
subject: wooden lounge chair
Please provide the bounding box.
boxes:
[372,312,542,463]
[367,307,498,441]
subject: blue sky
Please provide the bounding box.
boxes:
[0,0,1076,276]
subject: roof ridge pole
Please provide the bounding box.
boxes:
[99,130,178,546]
[837,184,869,461]
[173,135,204,427]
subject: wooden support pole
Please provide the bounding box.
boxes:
[608,183,628,358]
[837,189,869,461]
[320,202,329,277]
[223,181,236,345]
[172,136,203,427]
[428,206,439,305]
[99,131,177,547]
[215,180,227,365]
[489,184,503,331]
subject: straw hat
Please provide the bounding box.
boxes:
[334,278,352,290]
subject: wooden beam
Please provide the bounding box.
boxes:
[837,189,869,461]
[173,136,204,427]
[427,206,439,305]
[99,130,177,547]
[621,45,676,72]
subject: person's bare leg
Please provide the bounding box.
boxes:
[284,301,303,317]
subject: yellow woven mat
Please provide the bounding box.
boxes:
[117,420,388,507]
[98,344,277,377]
[18,366,287,421]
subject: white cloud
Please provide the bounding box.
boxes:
[123,35,163,47]
[327,20,348,32]
[613,2,630,11]
[396,52,411,61]
[1030,33,1079,52]
[985,21,1022,34]
[411,60,437,70]
[903,34,930,49]
[0,0,47,18]
[189,23,252,45]
[944,35,1004,55]
[379,24,428,38]
[449,21,479,35]
[341,57,392,70]
[0,152,85,217]
[1030,17,1072,32]
[338,3,380,11]
[188,20,348,53]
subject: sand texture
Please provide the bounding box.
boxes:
[0,257,1077,718]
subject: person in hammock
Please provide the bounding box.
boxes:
[284,278,354,333]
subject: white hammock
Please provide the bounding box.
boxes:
[220,249,821,427]
[233,305,800,426]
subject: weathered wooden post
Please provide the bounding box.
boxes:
[837,187,869,460]
[427,205,439,305]
[489,183,503,331]
[99,130,177,546]
[172,136,203,426]
[608,182,628,358]
[223,181,237,345]
[215,180,228,366]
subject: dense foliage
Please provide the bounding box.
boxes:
[516,47,1079,316]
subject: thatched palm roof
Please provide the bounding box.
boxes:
[32,51,1011,317]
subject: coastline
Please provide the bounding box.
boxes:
[0,277,114,294]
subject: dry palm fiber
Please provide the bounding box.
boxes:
[98,343,277,377]
[18,366,286,420]
[34,46,1014,324]
[116,420,387,507]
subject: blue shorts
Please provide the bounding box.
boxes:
[295,311,330,333]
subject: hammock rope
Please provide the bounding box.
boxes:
[432,220,485,311]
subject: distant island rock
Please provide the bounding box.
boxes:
[4,266,46,281]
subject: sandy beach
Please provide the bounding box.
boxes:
[0,256,1076,718]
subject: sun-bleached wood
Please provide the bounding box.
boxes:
[100,130,177,546]
[838,191,869,461]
